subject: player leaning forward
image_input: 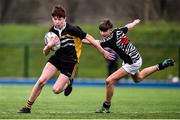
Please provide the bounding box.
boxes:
[94,19,175,113]
[17,4,114,113]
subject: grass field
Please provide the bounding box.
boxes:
[0,85,180,119]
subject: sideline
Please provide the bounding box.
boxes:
[0,78,180,88]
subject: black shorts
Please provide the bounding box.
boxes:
[48,55,78,78]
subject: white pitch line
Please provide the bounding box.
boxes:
[35,111,180,114]
[1,111,180,114]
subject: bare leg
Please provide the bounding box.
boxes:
[132,65,158,83]
[132,58,175,83]
[52,73,69,94]
[96,59,175,113]
[28,62,57,102]
[96,67,129,113]
[17,62,58,113]
[105,67,128,102]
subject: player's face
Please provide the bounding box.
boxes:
[100,29,112,39]
[52,16,66,29]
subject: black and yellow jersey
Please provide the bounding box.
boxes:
[49,23,87,63]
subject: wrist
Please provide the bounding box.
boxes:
[46,45,51,49]
[101,49,106,55]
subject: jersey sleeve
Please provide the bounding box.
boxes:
[70,26,87,40]
[117,27,128,34]
[100,39,113,48]
[100,31,116,48]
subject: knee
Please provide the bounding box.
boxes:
[133,75,144,83]
[105,79,113,86]
[133,79,140,83]
[52,87,63,94]
[37,79,47,87]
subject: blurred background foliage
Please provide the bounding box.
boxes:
[0,0,180,24]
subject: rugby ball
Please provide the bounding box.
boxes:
[44,32,60,51]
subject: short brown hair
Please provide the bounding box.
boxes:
[99,19,113,32]
[51,5,66,18]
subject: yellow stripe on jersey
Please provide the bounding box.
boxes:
[60,34,82,63]
[70,63,78,79]
[73,37,82,63]
[60,34,73,40]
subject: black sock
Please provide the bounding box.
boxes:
[103,101,111,109]
[158,63,164,70]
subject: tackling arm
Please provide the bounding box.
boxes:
[85,34,114,60]
[82,39,100,45]
[82,39,91,44]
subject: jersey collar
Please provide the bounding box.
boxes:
[54,22,66,36]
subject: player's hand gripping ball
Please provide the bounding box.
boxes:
[44,32,60,51]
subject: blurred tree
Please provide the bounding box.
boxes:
[160,0,168,18]
[144,0,151,22]
[13,0,40,23]
[63,0,78,23]
[0,0,13,23]
[166,0,180,21]
[0,0,40,24]
[0,0,180,24]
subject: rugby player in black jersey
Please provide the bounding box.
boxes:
[17,5,114,113]
[87,19,174,113]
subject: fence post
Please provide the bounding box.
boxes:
[179,45,180,80]
[24,44,29,78]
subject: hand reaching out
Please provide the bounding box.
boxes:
[103,50,115,60]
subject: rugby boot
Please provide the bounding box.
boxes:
[158,58,175,70]
[96,101,111,113]
[17,107,31,113]
[64,78,74,96]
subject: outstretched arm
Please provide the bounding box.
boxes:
[85,34,114,60]
[125,19,141,30]
[82,39,100,45]
[82,39,91,44]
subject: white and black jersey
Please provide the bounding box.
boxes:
[100,27,141,64]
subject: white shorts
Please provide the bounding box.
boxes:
[122,57,142,75]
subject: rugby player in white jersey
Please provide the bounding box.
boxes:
[93,19,175,113]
